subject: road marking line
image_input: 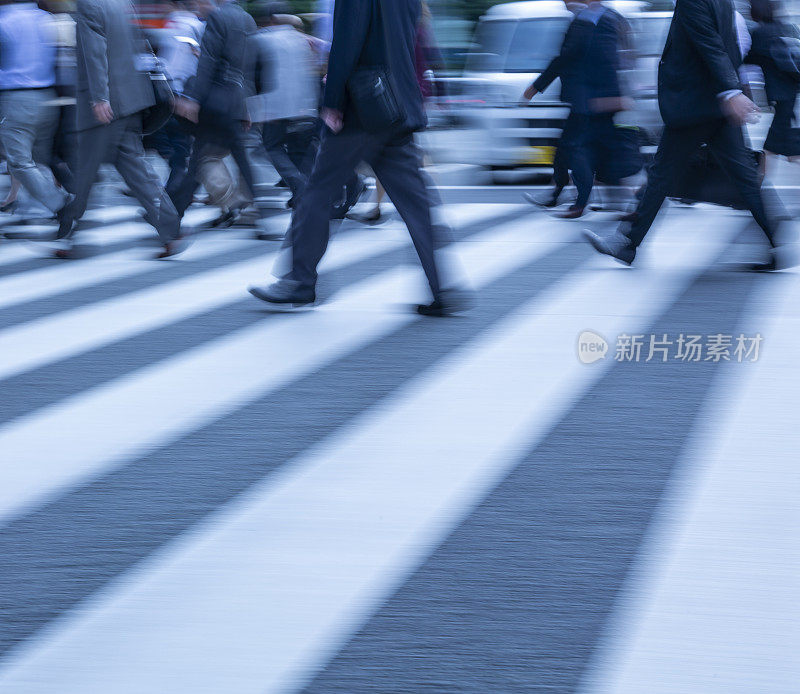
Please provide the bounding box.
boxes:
[0,222,740,693]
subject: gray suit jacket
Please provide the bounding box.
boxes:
[75,0,153,131]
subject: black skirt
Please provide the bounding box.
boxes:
[764,99,800,156]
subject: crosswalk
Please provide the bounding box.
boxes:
[0,201,797,693]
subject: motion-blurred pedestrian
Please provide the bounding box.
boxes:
[522,0,631,219]
[744,0,800,166]
[584,0,789,271]
[0,0,71,217]
[249,0,466,316]
[172,0,259,223]
[249,1,319,208]
[56,0,183,258]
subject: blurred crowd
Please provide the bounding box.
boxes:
[0,0,799,305]
[0,0,446,258]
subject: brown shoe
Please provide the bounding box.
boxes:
[555,207,585,219]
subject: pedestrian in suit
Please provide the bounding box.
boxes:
[744,0,800,163]
[0,0,71,217]
[249,0,465,316]
[172,0,259,222]
[584,0,788,270]
[522,0,630,219]
[56,0,182,258]
[248,1,319,208]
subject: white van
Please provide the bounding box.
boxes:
[456,1,671,179]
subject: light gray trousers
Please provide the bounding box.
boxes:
[0,88,67,213]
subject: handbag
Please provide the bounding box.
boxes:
[346,2,404,132]
[668,145,766,210]
[142,69,175,135]
[595,124,643,184]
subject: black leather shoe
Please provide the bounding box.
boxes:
[248,281,315,307]
[583,229,636,266]
[347,208,383,225]
[416,288,474,317]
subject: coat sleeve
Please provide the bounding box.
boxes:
[76,0,110,105]
[186,8,225,104]
[675,0,741,93]
[533,19,579,92]
[533,55,562,92]
[322,0,371,111]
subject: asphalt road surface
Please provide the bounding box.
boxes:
[0,187,798,693]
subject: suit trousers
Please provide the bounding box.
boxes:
[0,89,67,213]
[286,127,444,298]
[628,118,777,248]
[560,111,616,209]
[261,118,317,198]
[169,113,257,218]
[65,114,180,242]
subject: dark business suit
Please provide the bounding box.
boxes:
[534,6,626,209]
[744,22,800,156]
[284,0,443,298]
[169,0,258,218]
[625,0,776,248]
[62,0,179,242]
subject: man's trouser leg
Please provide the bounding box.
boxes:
[60,120,120,235]
[368,133,443,298]
[626,123,708,248]
[263,120,306,197]
[0,89,67,212]
[708,120,778,246]
[113,116,179,243]
[561,112,593,209]
[288,130,369,291]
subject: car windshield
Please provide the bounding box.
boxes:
[467,18,570,73]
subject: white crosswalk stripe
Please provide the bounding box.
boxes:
[0,217,577,524]
[580,267,800,694]
[0,200,793,694]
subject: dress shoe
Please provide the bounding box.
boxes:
[416,288,475,317]
[523,191,561,209]
[54,194,76,240]
[155,237,189,259]
[248,280,315,307]
[347,207,383,225]
[583,229,636,265]
[555,206,585,219]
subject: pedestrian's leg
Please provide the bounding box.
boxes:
[561,113,593,210]
[287,130,368,290]
[228,129,258,204]
[369,135,442,298]
[0,91,67,212]
[113,118,179,243]
[60,122,115,234]
[709,121,779,246]
[263,120,305,197]
[625,124,707,247]
[168,132,204,219]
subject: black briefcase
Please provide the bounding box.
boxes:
[347,67,404,133]
[595,125,644,184]
[668,145,766,210]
